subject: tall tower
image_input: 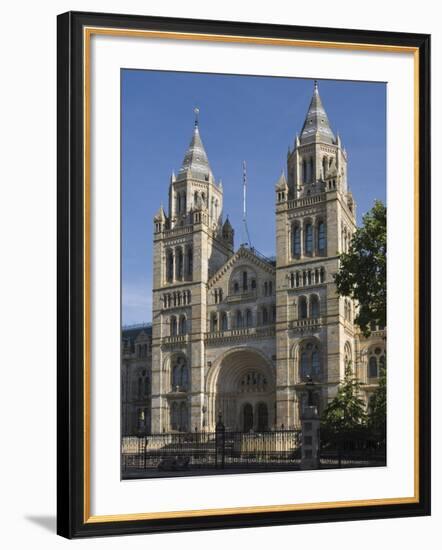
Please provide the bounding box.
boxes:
[151,111,234,433]
[275,82,357,428]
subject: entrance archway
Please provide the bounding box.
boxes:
[207,348,275,431]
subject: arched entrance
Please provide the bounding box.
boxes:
[207,348,275,431]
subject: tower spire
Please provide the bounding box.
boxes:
[300,80,335,145]
[177,108,213,181]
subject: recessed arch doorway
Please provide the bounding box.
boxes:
[207,348,275,431]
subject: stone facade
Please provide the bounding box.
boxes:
[122,82,386,436]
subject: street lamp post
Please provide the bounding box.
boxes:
[300,375,320,470]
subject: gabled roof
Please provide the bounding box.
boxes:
[177,121,213,182]
[208,245,275,289]
[300,81,335,145]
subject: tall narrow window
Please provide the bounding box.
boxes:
[246,309,252,328]
[236,310,243,328]
[243,271,248,291]
[211,313,218,332]
[309,158,314,182]
[262,307,268,325]
[299,296,308,319]
[311,295,320,318]
[303,159,307,183]
[305,223,313,254]
[369,356,378,378]
[221,312,228,331]
[176,248,183,280]
[179,315,187,335]
[186,247,193,278]
[292,225,301,256]
[166,251,174,282]
[300,352,309,379]
[312,351,320,375]
[170,316,177,336]
[318,221,326,252]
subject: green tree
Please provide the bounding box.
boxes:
[367,361,387,443]
[321,362,367,441]
[335,200,386,336]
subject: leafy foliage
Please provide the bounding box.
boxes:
[335,200,386,336]
[321,362,367,441]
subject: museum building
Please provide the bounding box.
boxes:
[121,82,386,436]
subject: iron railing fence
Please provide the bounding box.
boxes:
[122,429,302,475]
[319,439,386,468]
[121,431,386,477]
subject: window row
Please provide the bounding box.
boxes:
[165,246,193,282]
[297,294,320,320]
[298,340,321,381]
[239,371,268,393]
[136,343,150,358]
[289,267,325,288]
[162,290,192,308]
[291,221,326,257]
[132,370,150,399]
[367,346,386,379]
[209,306,276,332]
[171,356,189,391]
[230,270,257,295]
[301,155,337,184]
[169,315,188,336]
[213,288,223,303]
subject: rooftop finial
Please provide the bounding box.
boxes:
[194,107,200,128]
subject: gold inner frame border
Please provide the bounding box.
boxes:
[82,26,420,524]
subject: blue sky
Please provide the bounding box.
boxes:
[122,70,386,325]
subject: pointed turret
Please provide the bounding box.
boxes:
[300,81,335,145]
[222,216,234,248]
[154,204,166,221]
[275,170,288,191]
[177,111,213,182]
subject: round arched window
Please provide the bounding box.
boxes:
[299,341,321,380]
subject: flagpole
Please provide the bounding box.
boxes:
[242,161,252,247]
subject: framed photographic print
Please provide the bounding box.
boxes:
[57,11,431,538]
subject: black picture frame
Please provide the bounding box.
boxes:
[57,10,431,538]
